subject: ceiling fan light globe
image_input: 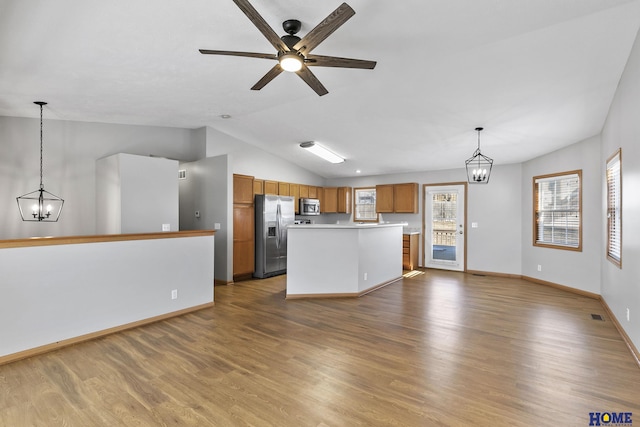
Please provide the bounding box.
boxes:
[280,54,303,72]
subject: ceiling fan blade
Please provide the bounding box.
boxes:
[199,49,277,60]
[251,64,284,90]
[296,66,329,96]
[293,3,355,55]
[232,0,289,52]
[305,54,376,69]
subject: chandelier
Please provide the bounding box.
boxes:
[16,102,64,222]
[465,127,493,184]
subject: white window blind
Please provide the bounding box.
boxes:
[534,171,581,249]
[606,150,621,265]
[354,188,378,221]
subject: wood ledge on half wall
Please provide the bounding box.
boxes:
[0,230,216,249]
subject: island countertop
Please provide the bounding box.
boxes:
[288,222,407,230]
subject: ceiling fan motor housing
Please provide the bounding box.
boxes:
[282,19,301,35]
[281,34,301,49]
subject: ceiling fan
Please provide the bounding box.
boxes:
[199,0,376,96]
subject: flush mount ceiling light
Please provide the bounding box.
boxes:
[16,102,64,222]
[465,127,493,184]
[299,141,344,164]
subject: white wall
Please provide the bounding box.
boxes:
[327,163,523,274]
[97,153,178,234]
[0,234,214,358]
[520,136,602,294]
[179,155,231,283]
[601,24,640,350]
[0,116,203,239]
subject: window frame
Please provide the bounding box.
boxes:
[353,187,379,223]
[606,149,622,267]
[532,170,582,251]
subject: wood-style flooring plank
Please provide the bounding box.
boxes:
[1,270,639,426]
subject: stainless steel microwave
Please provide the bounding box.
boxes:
[300,198,320,215]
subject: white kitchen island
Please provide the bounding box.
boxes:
[286,223,405,298]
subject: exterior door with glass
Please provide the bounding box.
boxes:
[424,184,466,271]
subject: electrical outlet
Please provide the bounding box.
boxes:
[195,211,200,218]
[171,289,178,300]
[627,308,630,322]
[364,273,368,281]
[162,223,170,231]
[537,265,542,272]
[214,223,221,230]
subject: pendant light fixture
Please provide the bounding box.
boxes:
[465,127,493,184]
[16,102,64,222]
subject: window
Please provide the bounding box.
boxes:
[606,149,622,267]
[354,187,378,222]
[533,170,582,251]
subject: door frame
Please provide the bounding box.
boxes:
[422,182,468,272]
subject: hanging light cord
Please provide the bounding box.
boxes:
[39,102,44,190]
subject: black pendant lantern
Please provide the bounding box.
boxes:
[16,102,64,222]
[465,127,493,184]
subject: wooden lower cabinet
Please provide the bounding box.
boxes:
[233,204,254,280]
[403,233,419,270]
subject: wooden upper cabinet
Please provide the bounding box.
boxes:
[233,174,254,204]
[376,184,395,213]
[321,187,351,214]
[394,183,419,213]
[290,183,300,214]
[308,186,318,199]
[376,183,418,213]
[264,180,278,195]
[323,187,338,213]
[253,179,264,195]
[317,187,325,212]
[299,184,309,199]
[337,187,352,214]
[278,182,290,196]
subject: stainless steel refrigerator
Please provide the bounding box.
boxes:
[254,194,295,278]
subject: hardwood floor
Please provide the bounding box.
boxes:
[1,270,639,426]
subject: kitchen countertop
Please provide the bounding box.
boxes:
[288,222,407,230]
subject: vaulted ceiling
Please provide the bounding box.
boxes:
[2,0,640,178]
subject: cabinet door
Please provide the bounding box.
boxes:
[299,184,309,198]
[394,183,419,213]
[337,187,352,214]
[253,179,264,195]
[264,180,278,195]
[290,183,300,214]
[278,182,290,196]
[323,187,338,213]
[308,186,318,198]
[376,184,395,213]
[233,174,254,204]
[233,204,255,278]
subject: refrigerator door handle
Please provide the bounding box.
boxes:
[276,202,281,249]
